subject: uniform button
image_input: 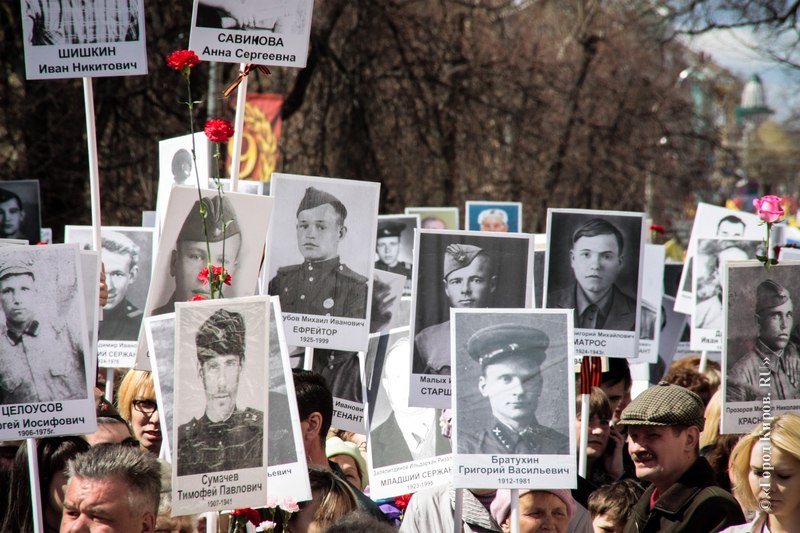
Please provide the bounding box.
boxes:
[329,354,335,361]
[308,265,313,271]
[339,265,343,270]
[329,365,334,370]
[309,277,314,282]
[300,295,306,300]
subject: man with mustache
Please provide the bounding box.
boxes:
[177,308,263,476]
[269,186,368,318]
[728,279,800,401]
[413,244,496,375]
[548,218,637,331]
[618,382,744,532]
[459,324,568,455]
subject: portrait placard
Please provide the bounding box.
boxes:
[366,327,452,500]
[722,261,800,434]
[674,204,762,315]
[265,173,379,352]
[544,209,645,358]
[370,269,406,334]
[408,230,535,409]
[0,180,41,244]
[65,225,155,367]
[635,244,665,364]
[404,207,459,230]
[691,238,761,351]
[451,309,575,489]
[375,214,419,297]
[157,133,212,234]
[311,348,366,434]
[135,186,273,369]
[0,244,96,439]
[144,313,176,461]
[465,201,522,233]
[188,0,314,67]
[173,296,269,515]
[265,297,311,502]
[78,250,101,385]
[20,0,147,80]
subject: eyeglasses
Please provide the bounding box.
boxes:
[132,399,158,415]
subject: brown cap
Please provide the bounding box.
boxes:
[756,279,791,314]
[618,381,704,431]
[196,308,245,362]
[177,195,240,243]
[467,324,548,368]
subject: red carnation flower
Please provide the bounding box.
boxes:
[204,119,235,143]
[394,493,412,512]
[211,265,232,286]
[166,50,200,71]
[198,267,210,285]
[649,224,665,234]
[189,295,206,302]
[231,508,261,526]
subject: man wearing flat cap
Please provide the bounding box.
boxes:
[375,221,412,290]
[728,279,800,401]
[177,308,263,476]
[459,324,568,455]
[618,382,744,532]
[268,186,368,318]
[153,195,241,315]
[413,244,497,375]
[548,218,638,331]
[0,256,87,405]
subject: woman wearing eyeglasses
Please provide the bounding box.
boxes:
[118,370,162,455]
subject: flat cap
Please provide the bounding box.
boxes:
[377,221,405,239]
[756,279,791,314]
[443,244,485,279]
[467,324,548,368]
[296,187,347,222]
[178,195,240,243]
[0,256,34,281]
[618,381,704,431]
[196,308,245,362]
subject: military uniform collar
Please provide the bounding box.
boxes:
[491,418,540,452]
[6,320,39,345]
[303,256,341,273]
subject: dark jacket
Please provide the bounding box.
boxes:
[624,457,745,533]
[547,283,637,331]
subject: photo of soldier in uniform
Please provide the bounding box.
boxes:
[157,134,211,232]
[0,181,41,244]
[24,0,141,45]
[453,311,571,456]
[194,0,311,33]
[466,201,522,233]
[411,232,533,376]
[374,216,417,296]
[144,313,177,460]
[545,211,645,333]
[266,174,379,324]
[65,226,154,341]
[367,330,451,468]
[724,265,800,403]
[0,247,89,405]
[176,302,267,476]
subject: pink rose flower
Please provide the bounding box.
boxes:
[280,497,300,513]
[753,195,785,223]
[256,521,277,532]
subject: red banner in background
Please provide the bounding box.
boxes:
[228,94,283,183]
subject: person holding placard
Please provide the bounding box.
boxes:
[459,324,568,455]
[269,187,368,318]
[727,279,800,401]
[177,308,263,476]
[414,244,496,375]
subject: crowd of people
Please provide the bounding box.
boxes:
[1,353,797,533]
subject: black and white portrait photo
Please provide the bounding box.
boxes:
[367,330,450,469]
[266,301,299,468]
[452,309,575,489]
[189,0,313,68]
[137,186,272,369]
[411,231,534,377]
[21,0,148,80]
[545,210,644,332]
[312,349,362,404]
[174,298,268,476]
[144,313,176,460]
[65,226,154,342]
[157,133,211,232]
[266,173,379,352]
[375,215,418,296]
[722,262,800,433]
[691,238,761,351]
[0,180,41,244]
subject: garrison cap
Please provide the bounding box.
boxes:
[467,324,548,368]
[756,279,791,314]
[0,256,34,281]
[196,308,246,362]
[178,195,240,243]
[296,187,347,222]
[443,244,486,279]
[618,381,704,431]
[377,221,405,239]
